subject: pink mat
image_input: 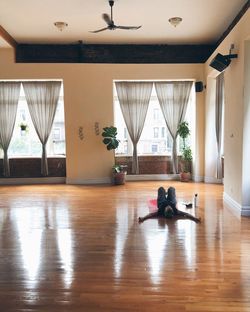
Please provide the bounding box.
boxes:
[147,198,158,212]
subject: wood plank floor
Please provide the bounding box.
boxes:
[0,181,250,312]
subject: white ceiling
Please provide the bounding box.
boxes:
[0,0,247,47]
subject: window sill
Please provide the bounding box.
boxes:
[0,157,66,178]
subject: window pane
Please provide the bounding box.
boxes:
[8,98,42,157]
[153,108,159,120]
[151,144,158,153]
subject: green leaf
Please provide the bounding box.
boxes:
[102,126,120,151]
[103,138,110,144]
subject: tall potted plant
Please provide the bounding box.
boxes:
[102,126,127,185]
[177,121,193,182]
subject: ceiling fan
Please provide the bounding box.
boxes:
[90,0,142,33]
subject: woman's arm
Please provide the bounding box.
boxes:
[138,211,158,223]
[176,209,201,222]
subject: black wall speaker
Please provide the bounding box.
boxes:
[209,53,230,72]
[195,81,204,92]
[209,53,238,72]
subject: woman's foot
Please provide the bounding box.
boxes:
[138,217,144,223]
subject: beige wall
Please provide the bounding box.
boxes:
[0,49,205,183]
[204,9,250,213]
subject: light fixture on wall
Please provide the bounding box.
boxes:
[209,44,238,72]
[54,21,68,31]
[78,126,84,140]
[168,17,182,27]
[94,122,100,135]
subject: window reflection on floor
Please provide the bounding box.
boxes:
[14,208,43,289]
[13,204,74,289]
[57,229,73,288]
[176,220,197,271]
[140,218,197,284]
[114,204,130,279]
[145,228,168,284]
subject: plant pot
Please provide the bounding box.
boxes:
[180,171,191,182]
[113,171,127,185]
[20,129,26,136]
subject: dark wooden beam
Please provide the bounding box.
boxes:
[0,25,17,48]
[215,0,250,48]
[16,43,216,64]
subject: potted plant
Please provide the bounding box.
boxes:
[20,122,28,131]
[102,126,127,185]
[19,122,28,135]
[177,121,192,182]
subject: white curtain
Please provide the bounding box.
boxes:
[215,73,224,179]
[22,81,61,176]
[115,81,153,174]
[0,82,21,177]
[155,81,193,174]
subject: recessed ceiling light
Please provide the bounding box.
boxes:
[168,17,182,27]
[54,21,68,31]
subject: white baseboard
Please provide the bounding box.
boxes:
[223,192,241,216]
[66,177,111,185]
[223,192,250,217]
[126,174,180,181]
[204,176,223,184]
[0,177,66,185]
[241,205,250,216]
[192,175,204,182]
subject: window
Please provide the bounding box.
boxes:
[124,128,127,139]
[8,83,66,157]
[53,128,61,140]
[153,108,159,120]
[151,144,158,153]
[20,109,26,121]
[114,82,195,156]
[161,127,165,138]
[153,127,159,138]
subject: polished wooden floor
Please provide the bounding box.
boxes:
[0,181,250,312]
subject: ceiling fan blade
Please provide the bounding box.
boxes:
[102,13,112,25]
[115,25,142,30]
[90,0,141,33]
[89,27,109,33]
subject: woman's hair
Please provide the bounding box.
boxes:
[164,206,174,218]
